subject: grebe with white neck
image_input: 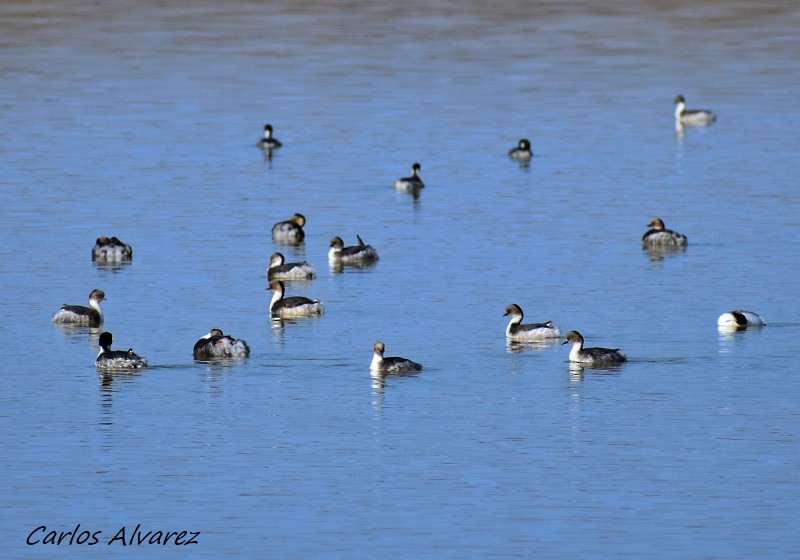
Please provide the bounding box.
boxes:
[674,94,716,126]
[508,138,533,161]
[95,331,147,370]
[717,310,765,330]
[370,342,422,374]
[92,236,132,261]
[504,304,560,342]
[193,328,250,360]
[269,280,323,317]
[272,213,306,244]
[257,124,282,149]
[328,235,379,264]
[562,330,627,365]
[393,162,424,192]
[267,252,316,280]
[52,289,105,327]
[642,218,688,248]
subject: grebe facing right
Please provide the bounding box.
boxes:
[257,124,282,149]
[271,213,306,244]
[95,331,147,371]
[328,235,379,264]
[393,163,424,192]
[52,289,105,326]
[508,138,533,161]
[269,280,323,317]
[92,236,132,261]
[642,218,688,248]
[674,94,716,126]
[370,342,423,374]
[717,310,765,330]
[504,304,560,342]
[193,328,250,360]
[267,252,316,280]
[562,330,627,365]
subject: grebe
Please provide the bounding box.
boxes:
[269,280,323,317]
[393,163,424,192]
[271,213,306,244]
[642,218,688,248]
[256,124,282,149]
[562,330,627,365]
[267,252,316,280]
[508,138,533,161]
[95,331,147,370]
[328,235,379,263]
[674,94,716,126]
[193,328,250,360]
[92,236,132,261]
[717,310,765,330]
[52,289,105,327]
[504,304,561,342]
[370,342,423,373]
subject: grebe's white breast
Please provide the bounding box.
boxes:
[508,139,533,161]
[328,235,379,264]
[504,303,560,342]
[370,342,423,374]
[562,330,626,365]
[269,281,323,317]
[272,213,306,244]
[92,236,133,261]
[717,310,765,330]
[674,94,716,126]
[393,162,424,192]
[52,289,105,327]
[193,328,250,360]
[267,252,316,280]
[257,124,282,149]
[642,218,688,248]
[95,331,147,371]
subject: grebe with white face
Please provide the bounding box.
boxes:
[92,236,132,261]
[256,124,282,149]
[328,235,379,264]
[393,162,424,192]
[370,342,423,374]
[52,289,105,327]
[193,328,250,360]
[508,138,533,161]
[642,218,688,248]
[674,94,716,126]
[267,252,316,280]
[562,330,627,365]
[504,304,561,342]
[271,213,306,244]
[269,280,323,317]
[95,331,148,370]
[717,310,765,330]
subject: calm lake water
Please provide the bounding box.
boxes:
[2,1,799,558]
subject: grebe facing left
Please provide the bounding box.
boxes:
[95,331,147,371]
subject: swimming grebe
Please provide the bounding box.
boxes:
[370,342,423,373]
[269,280,323,317]
[717,310,765,330]
[95,331,147,370]
[674,95,716,126]
[508,139,533,161]
[642,218,688,248]
[193,328,250,360]
[393,163,424,192]
[52,289,105,326]
[328,235,379,263]
[562,330,627,365]
[92,236,132,261]
[504,304,561,342]
[272,213,306,244]
[267,252,316,280]
[256,124,282,149]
